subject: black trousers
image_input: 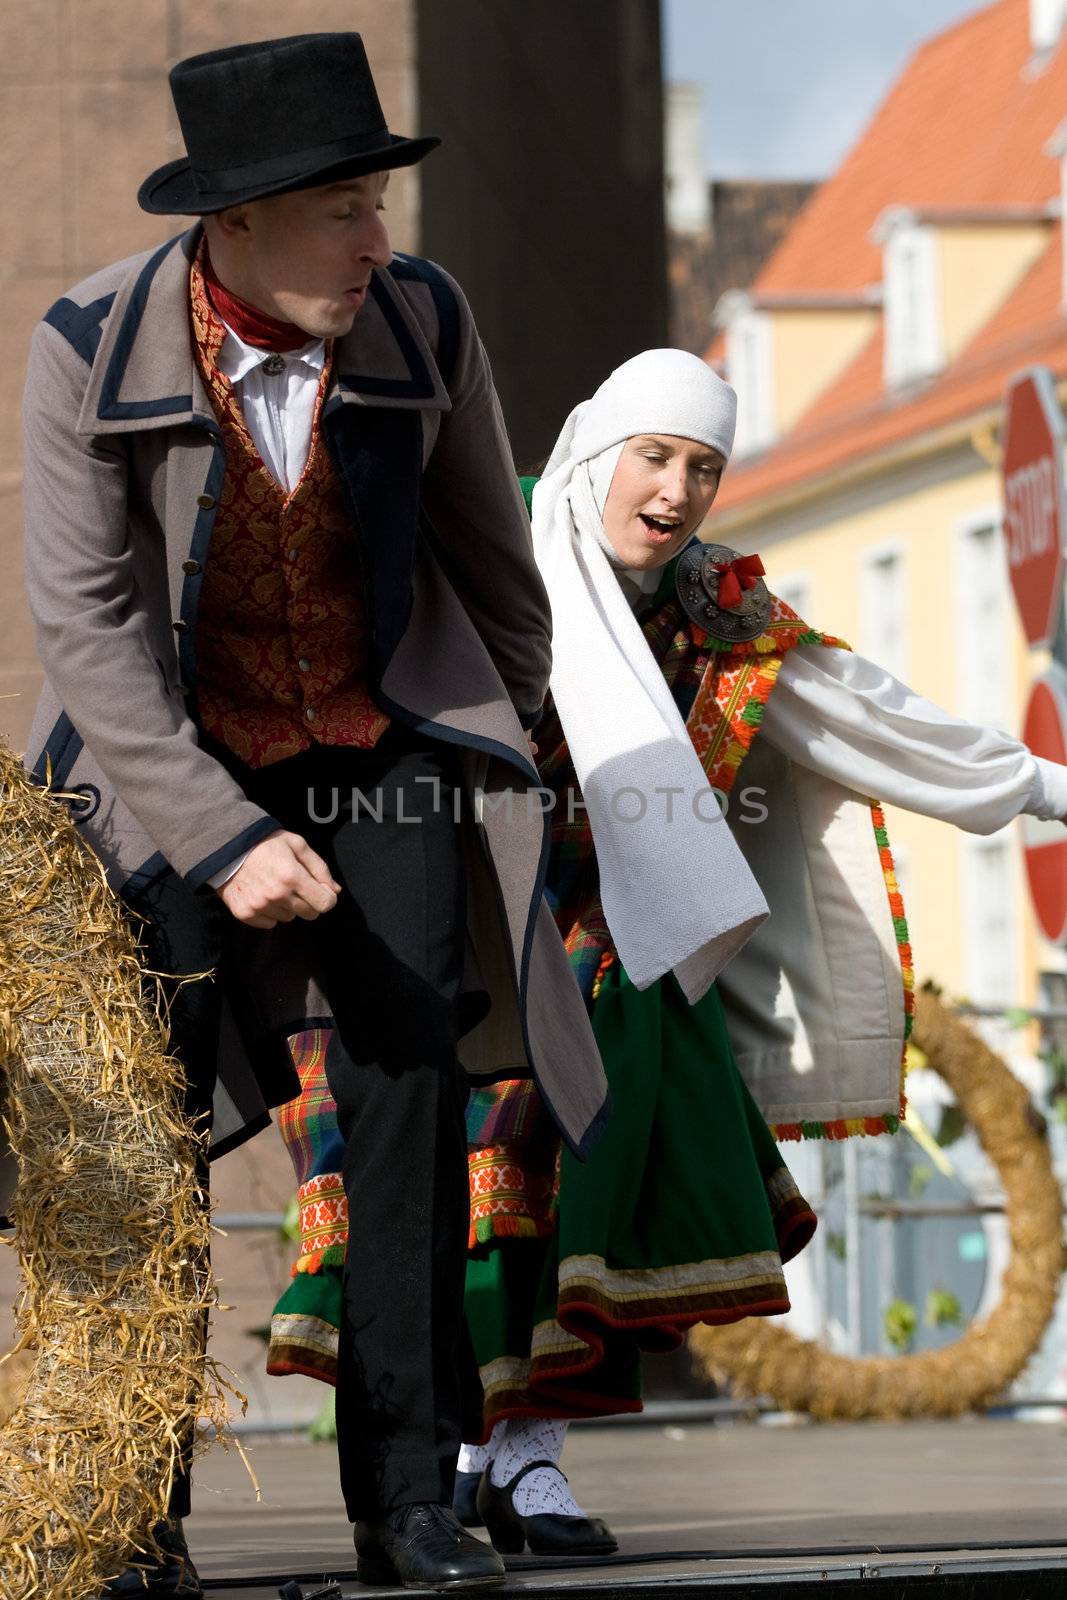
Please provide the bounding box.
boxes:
[234,727,482,1520]
[136,725,482,1522]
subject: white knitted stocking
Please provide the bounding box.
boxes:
[488,1418,585,1518]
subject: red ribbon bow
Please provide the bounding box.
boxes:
[713,553,766,610]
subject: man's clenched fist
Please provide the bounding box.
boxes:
[218,831,342,928]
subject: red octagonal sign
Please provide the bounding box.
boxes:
[1002,367,1067,649]
[1022,669,1067,944]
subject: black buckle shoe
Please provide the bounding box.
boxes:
[354,1502,505,1590]
[476,1461,618,1557]
[452,1469,485,1528]
[100,1520,203,1597]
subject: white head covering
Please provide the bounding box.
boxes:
[530,349,766,1002]
[546,346,737,480]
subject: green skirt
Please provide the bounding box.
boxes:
[466,963,815,1433]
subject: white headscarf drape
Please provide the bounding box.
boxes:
[531,349,768,1000]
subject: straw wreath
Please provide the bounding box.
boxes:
[693,986,1063,1417]
[0,743,228,1598]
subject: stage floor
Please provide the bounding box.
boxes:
[187,1416,1067,1596]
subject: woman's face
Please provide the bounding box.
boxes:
[601,434,725,570]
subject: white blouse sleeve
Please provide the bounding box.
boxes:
[758,646,1067,834]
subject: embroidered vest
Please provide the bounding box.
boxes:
[189,250,389,768]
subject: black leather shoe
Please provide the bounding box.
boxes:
[100,1520,203,1597]
[354,1502,506,1590]
[476,1461,618,1557]
[453,1469,485,1527]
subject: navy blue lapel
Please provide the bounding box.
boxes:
[324,403,425,680]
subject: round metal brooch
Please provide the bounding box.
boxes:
[675,542,772,643]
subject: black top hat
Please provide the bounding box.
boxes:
[138,33,440,215]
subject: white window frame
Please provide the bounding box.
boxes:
[883,221,944,389]
[961,829,1021,1008]
[953,505,1014,731]
[1031,0,1067,54]
[859,538,909,682]
[726,306,776,458]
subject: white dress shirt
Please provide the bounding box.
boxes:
[216,321,327,493]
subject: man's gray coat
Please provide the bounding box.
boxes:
[20,227,608,1160]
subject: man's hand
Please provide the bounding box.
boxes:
[217,832,342,929]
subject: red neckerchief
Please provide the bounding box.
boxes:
[202,248,311,352]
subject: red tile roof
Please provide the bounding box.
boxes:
[708,0,1067,518]
[756,0,1062,297]
[717,237,1067,517]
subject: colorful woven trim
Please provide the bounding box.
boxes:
[476,1240,797,1432]
[688,598,909,1142]
[293,1172,347,1267]
[469,1146,557,1250]
[292,1241,345,1277]
[686,600,848,798]
[276,1027,345,1189]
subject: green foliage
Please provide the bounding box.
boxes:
[1036,1040,1067,1124]
[925,1288,964,1329]
[825,1231,847,1261]
[909,1163,933,1198]
[280,1195,300,1244]
[935,1104,967,1149]
[884,1298,918,1352]
[308,1389,337,1443]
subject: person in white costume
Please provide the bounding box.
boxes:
[451,349,1067,1548]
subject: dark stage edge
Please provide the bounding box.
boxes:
[187,1420,1067,1599]
[201,1543,1067,1598]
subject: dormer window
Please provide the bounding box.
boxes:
[880,213,943,388]
[1031,0,1067,55]
[723,296,775,457]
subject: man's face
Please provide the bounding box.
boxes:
[227,171,394,338]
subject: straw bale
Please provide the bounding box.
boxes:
[0,1350,32,1426]
[0,744,229,1597]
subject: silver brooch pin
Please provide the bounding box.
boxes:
[675,543,772,643]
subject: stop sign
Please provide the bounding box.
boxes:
[1022,668,1067,943]
[1002,367,1067,649]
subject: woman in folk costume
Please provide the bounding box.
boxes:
[266,349,1067,1550]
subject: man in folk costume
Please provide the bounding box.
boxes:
[265,350,1067,1549]
[18,41,764,1598]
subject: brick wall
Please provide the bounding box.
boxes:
[0,0,420,753]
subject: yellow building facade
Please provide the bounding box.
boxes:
[707,0,1067,1010]
[713,440,1052,1009]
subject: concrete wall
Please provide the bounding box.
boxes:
[0,0,420,757]
[416,0,668,467]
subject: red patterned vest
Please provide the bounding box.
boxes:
[189,248,389,768]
